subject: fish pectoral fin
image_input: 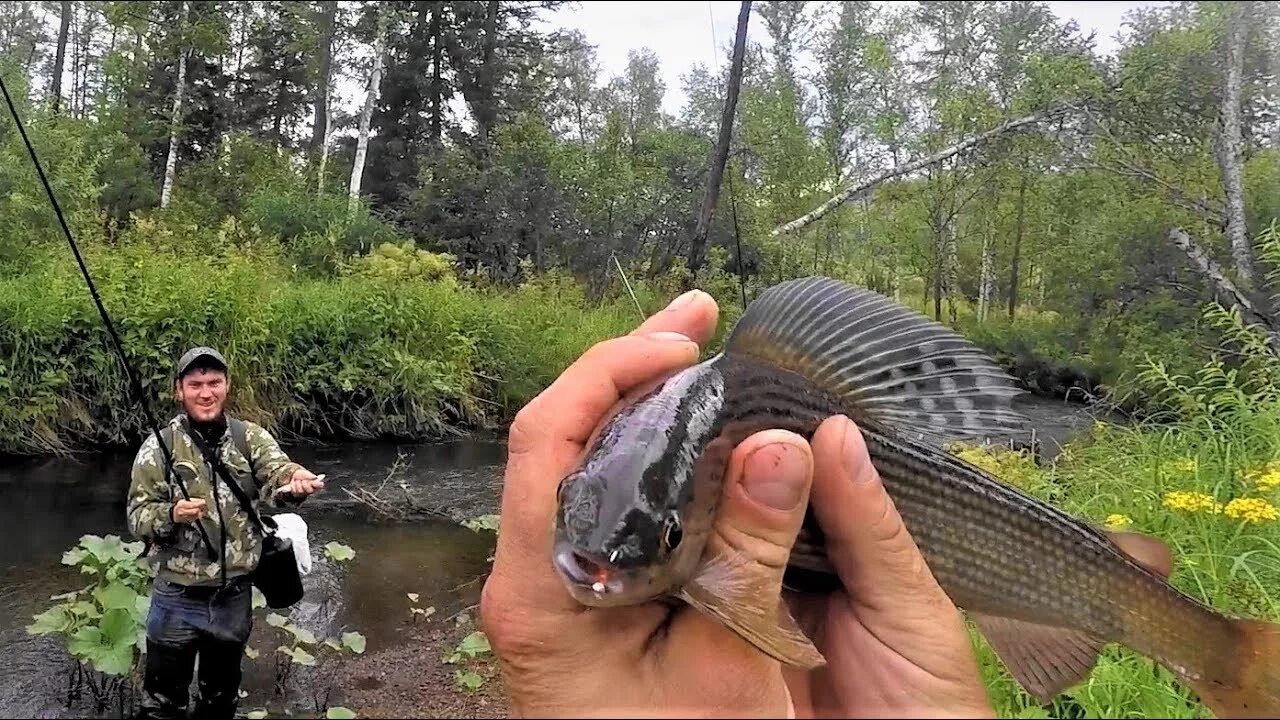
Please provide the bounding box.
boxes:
[679,550,826,670]
[1104,529,1174,579]
[969,612,1105,704]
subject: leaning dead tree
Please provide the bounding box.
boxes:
[1167,227,1280,356]
[687,0,752,279]
[772,108,1064,238]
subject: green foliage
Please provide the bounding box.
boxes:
[0,220,648,455]
[27,534,152,678]
[946,328,1280,717]
[443,630,493,694]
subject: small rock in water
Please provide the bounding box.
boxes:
[591,581,605,594]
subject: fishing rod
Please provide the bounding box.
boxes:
[0,74,217,560]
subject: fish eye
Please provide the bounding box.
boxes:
[661,513,683,552]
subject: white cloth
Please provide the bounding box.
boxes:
[271,513,312,576]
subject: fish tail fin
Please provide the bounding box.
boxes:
[1190,618,1280,718]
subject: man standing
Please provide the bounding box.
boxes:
[126,346,325,720]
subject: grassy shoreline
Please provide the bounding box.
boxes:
[1,243,1139,458]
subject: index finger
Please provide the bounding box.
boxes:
[494,290,720,609]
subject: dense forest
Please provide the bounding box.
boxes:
[1,0,1279,456]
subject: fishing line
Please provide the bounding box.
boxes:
[0,73,217,559]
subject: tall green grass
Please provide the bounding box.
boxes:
[0,239,658,455]
[952,302,1280,718]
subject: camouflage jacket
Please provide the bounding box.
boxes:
[126,413,305,587]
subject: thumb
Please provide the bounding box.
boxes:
[714,429,815,574]
[809,415,960,626]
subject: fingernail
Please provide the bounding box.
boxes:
[840,416,871,483]
[743,442,808,511]
[648,331,692,342]
[664,290,700,312]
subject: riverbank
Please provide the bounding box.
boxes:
[3,234,1182,460]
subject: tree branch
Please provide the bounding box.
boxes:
[772,108,1063,238]
[1167,227,1280,355]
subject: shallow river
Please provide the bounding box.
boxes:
[0,439,507,718]
[0,395,1113,718]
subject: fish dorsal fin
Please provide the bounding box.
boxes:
[969,613,1106,704]
[726,276,1029,444]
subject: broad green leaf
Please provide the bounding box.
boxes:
[265,612,289,628]
[62,547,88,566]
[245,645,260,659]
[94,643,136,677]
[324,638,342,651]
[95,581,137,611]
[324,542,355,562]
[341,631,366,654]
[252,587,266,609]
[99,608,140,647]
[70,600,100,619]
[245,710,269,719]
[68,626,103,659]
[27,606,70,636]
[457,630,490,657]
[454,669,484,692]
[326,707,356,719]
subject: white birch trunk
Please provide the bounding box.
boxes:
[978,231,994,322]
[944,220,959,325]
[348,10,388,216]
[1219,1,1252,285]
[160,0,189,209]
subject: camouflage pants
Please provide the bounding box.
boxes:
[137,577,254,720]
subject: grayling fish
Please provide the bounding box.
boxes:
[551,276,1280,718]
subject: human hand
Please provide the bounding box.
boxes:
[280,468,325,498]
[171,498,206,524]
[481,289,822,718]
[781,415,994,719]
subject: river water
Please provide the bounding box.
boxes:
[0,439,508,719]
[0,395,1113,718]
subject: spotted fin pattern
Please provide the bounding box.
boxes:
[724,276,1030,445]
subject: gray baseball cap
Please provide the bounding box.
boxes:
[175,345,229,379]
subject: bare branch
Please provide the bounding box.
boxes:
[1167,227,1280,355]
[772,109,1063,238]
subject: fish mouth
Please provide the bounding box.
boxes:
[552,539,654,607]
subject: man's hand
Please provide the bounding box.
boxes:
[781,415,994,718]
[282,468,325,497]
[482,288,822,718]
[172,498,206,524]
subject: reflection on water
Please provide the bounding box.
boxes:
[0,439,505,719]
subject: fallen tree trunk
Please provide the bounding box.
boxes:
[1167,227,1280,355]
[771,109,1061,238]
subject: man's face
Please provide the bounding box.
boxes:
[176,367,229,422]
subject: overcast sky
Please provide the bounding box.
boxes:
[532,1,1166,116]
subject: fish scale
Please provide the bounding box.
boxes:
[553,275,1280,717]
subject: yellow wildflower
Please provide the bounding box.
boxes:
[1162,490,1223,514]
[1243,461,1280,491]
[1257,470,1280,492]
[1104,514,1131,529]
[1223,497,1279,524]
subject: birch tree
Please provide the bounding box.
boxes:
[349,5,387,215]
[159,0,189,209]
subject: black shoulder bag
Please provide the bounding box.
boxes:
[184,417,305,609]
